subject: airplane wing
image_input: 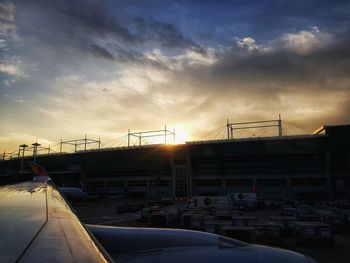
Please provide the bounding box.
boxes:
[0,181,113,263]
[88,225,316,263]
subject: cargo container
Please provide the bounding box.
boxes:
[293,221,334,244]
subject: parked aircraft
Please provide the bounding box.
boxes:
[0,163,317,262]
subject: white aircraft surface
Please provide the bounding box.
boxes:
[0,163,317,263]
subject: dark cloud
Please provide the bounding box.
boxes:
[89,44,115,60]
[182,38,350,92]
[150,32,350,131]
[0,1,15,40]
[58,1,142,44]
[134,16,202,51]
[12,0,137,63]
[0,1,15,22]
[2,0,350,151]
[106,43,144,63]
[11,0,201,63]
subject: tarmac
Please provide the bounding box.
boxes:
[73,199,350,263]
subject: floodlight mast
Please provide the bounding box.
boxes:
[19,144,28,170]
[127,126,176,147]
[32,142,41,163]
[59,136,101,153]
[226,115,283,139]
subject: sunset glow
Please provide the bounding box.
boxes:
[1,1,350,154]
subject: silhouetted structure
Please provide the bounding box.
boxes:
[0,124,349,200]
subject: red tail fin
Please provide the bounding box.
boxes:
[29,162,48,176]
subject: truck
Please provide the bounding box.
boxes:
[192,196,231,209]
[230,192,257,211]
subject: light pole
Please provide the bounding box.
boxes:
[32,142,41,163]
[19,144,28,170]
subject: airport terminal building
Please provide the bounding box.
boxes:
[1,124,349,200]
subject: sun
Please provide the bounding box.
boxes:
[174,128,190,144]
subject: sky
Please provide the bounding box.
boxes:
[1,0,350,153]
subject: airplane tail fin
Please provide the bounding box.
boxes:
[28,162,51,183]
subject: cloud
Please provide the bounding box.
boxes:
[11,0,136,64]
[9,132,53,146]
[17,25,349,144]
[0,1,16,46]
[281,26,332,54]
[1,0,350,152]
[36,27,349,142]
[0,136,10,143]
[147,28,350,132]
[89,44,115,61]
[134,16,202,51]
[183,28,349,90]
[0,63,22,76]
[176,48,218,66]
[145,48,217,71]
[0,1,23,79]
[9,0,201,65]
[0,1,15,22]
[58,1,141,44]
[236,37,273,53]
